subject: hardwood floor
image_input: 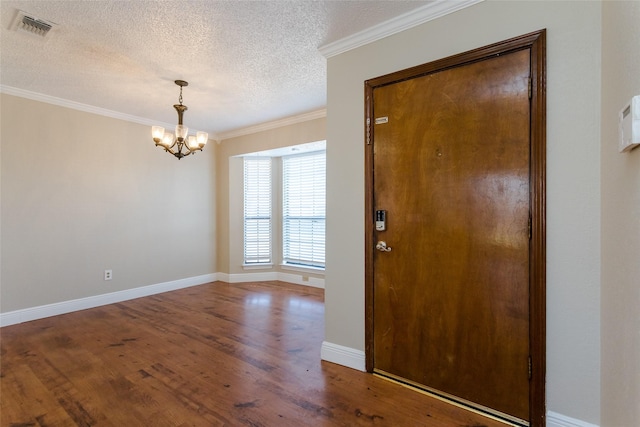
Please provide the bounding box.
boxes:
[1,281,510,426]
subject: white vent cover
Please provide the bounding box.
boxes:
[11,10,56,38]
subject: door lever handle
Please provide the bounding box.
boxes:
[376,241,392,252]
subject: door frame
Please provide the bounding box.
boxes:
[364,30,546,426]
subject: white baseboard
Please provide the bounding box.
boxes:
[317,348,601,427]
[217,271,324,288]
[320,341,366,371]
[277,272,324,288]
[0,273,217,327]
[1,272,324,327]
[546,411,599,427]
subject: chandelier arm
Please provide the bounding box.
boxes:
[175,141,193,158]
[165,138,183,155]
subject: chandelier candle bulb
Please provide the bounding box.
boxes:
[187,135,199,150]
[175,124,188,141]
[152,126,165,142]
[162,133,173,147]
[197,131,208,148]
[152,80,208,160]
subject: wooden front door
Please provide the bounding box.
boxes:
[365,32,546,425]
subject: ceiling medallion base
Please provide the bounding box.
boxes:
[151,79,208,160]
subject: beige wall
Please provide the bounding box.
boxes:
[325,1,603,424]
[0,94,216,312]
[215,117,326,275]
[601,2,640,426]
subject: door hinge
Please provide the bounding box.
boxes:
[366,117,372,145]
[528,214,532,240]
[528,77,532,99]
[528,355,532,380]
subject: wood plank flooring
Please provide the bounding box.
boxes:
[1,281,510,426]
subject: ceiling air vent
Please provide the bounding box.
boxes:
[12,10,57,38]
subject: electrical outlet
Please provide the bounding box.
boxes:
[104,269,112,281]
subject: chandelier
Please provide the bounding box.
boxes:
[152,80,208,159]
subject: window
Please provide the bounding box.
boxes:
[243,157,272,264]
[282,151,326,269]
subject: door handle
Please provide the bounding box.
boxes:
[376,241,392,252]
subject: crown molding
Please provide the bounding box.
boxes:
[216,109,327,141]
[0,84,175,129]
[1,84,324,142]
[319,0,484,58]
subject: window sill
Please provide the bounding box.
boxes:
[243,263,274,271]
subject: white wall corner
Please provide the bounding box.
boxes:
[547,411,600,427]
[215,272,230,283]
[321,341,366,372]
[0,273,218,327]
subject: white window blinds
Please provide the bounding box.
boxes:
[282,151,326,268]
[244,157,272,264]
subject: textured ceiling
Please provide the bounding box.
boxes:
[0,1,435,138]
